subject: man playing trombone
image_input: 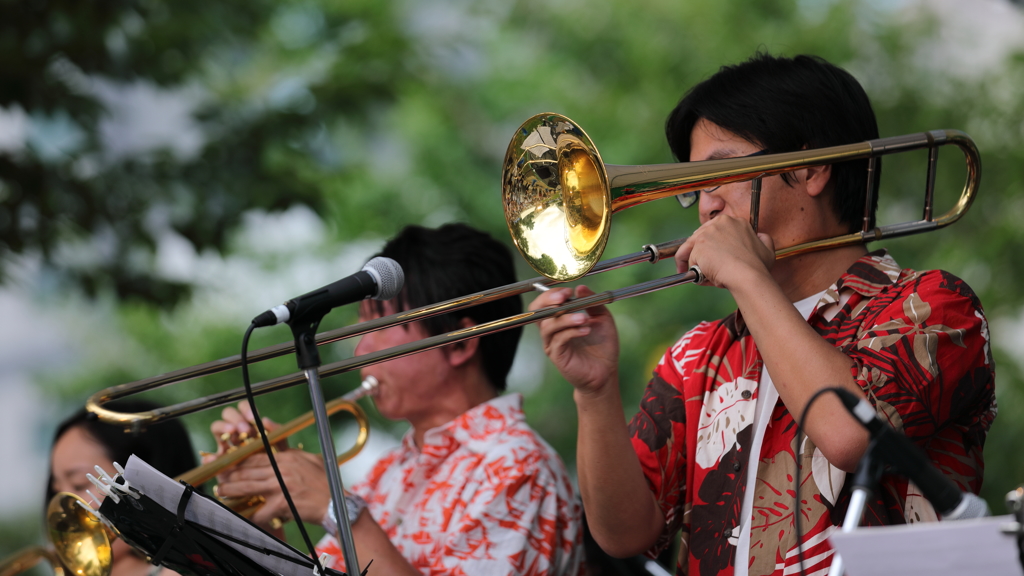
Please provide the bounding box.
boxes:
[532,53,996,576]
[210,223,583,576]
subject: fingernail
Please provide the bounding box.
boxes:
[578,326,590,335]
[571,313,587,324]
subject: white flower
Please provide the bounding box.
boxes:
[811,446,846,506]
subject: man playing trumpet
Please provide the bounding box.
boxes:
[210,223,583,576]
[532,53,996,576]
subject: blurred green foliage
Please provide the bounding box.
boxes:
[0,0,413,303]
[4,0,1024,564]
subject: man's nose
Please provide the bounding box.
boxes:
[699,189,725,223]
[355,328,386,356]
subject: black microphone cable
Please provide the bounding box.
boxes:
[239,322,327,576]
[792,386,843,576]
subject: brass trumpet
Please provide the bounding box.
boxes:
[48,377,376,576]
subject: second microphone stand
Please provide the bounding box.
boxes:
[826,437,884,576]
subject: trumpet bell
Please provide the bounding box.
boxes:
[503,113,611,281]
[47,494,112,576]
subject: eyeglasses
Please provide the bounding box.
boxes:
[675,149,769,209]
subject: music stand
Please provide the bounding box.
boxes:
[94,456,351,576]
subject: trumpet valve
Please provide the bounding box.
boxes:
[219,493,267,519]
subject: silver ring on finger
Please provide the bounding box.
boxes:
[688,264,705,285]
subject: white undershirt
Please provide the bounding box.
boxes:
[733,290,825,576]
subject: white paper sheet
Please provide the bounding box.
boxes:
[829,515,1021,576]
[121,455,314,576]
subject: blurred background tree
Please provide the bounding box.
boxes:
[3,0,1024,568]
[0,0,412,303]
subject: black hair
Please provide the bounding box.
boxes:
[666,52,881,232]
[372,223,523,392]
[46,399,198,506]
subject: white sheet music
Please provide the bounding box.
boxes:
[122,455,314,576]
[829,515,1021,576]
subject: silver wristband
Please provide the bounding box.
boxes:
[321,494,367,536]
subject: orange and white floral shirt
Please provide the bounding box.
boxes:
[316,393,583,576]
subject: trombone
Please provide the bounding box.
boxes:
[84,112,980,429]
[0,547,63,576]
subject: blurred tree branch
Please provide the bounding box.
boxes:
[0,0,410,305]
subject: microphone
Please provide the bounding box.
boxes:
[251,257,404,327]
[833,387,989,520]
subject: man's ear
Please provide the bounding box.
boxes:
[443,317,479,367]
[804,163,832,198]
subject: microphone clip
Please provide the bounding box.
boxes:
[290,317,324,371]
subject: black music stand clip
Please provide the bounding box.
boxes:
[98,477,349,576]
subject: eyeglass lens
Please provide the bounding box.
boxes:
[674,149,768,209]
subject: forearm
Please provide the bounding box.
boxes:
[729,267,869,471]
[347,512,419,576]
[575,382,664,557]
[531,285,660,554]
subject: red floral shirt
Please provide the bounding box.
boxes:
[316,393,583,576]
[628,251,996,576]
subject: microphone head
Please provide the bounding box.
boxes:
[943,492,990,521]
[362,256,404,301]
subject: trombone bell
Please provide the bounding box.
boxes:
[503,114,611,281]
[47,494,112,576]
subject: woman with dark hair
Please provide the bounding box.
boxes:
[47,400,197,576]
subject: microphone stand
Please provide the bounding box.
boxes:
[291,316,360,576]
[827,437,884,576]
[1003,486,1024,573]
